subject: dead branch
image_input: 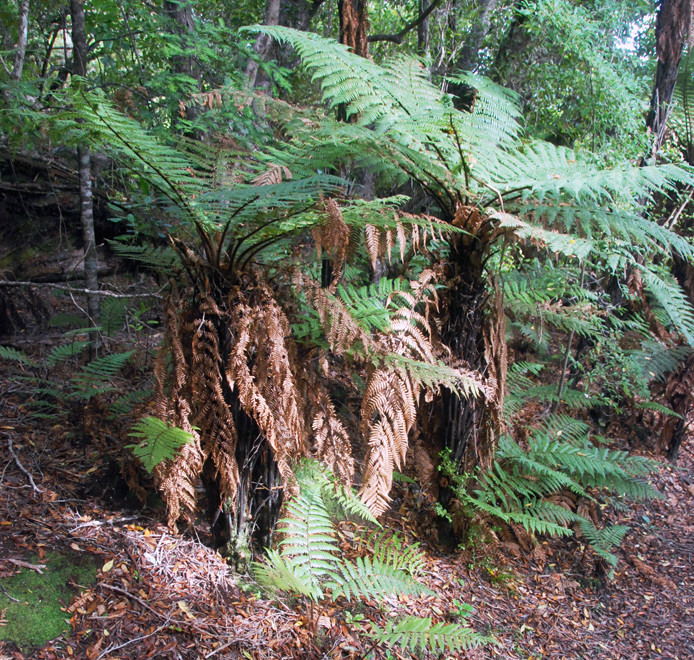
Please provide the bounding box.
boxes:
[0,280,165,299]
[4,432,42,493]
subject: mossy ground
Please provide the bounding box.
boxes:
[0,551,97,652]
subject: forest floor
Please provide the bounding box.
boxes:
[0,316,693,659]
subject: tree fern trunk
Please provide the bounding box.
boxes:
[441,233,504,474]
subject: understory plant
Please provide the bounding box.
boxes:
[252,459,494,658]
[58,23,694,559]
[439,405,662,571]
[0,336,138,424]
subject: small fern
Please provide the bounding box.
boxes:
[253,460,491,656]
[127,417,196,474]
[327,556,433,602]
[70,350,134,400]
[365,616,493,655]
[0,346,35,367]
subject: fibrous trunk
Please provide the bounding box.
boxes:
[440,207,505,474]
[153,263,353,559]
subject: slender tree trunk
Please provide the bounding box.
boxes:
[245,0,281,88]
[645,0,693,159]
[11,0,29,82]
[418,0,431,55]
[280,0,326,32]
[639,0,694,459]
[3,0,29,104]
[490,0,530,85]
[456,0,498,72]
[164,0,196,79]
[71,0,101,354]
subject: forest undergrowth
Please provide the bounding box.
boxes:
[0,282,692,660]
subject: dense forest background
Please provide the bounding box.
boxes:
[1,0,694,658]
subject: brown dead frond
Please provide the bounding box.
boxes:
[312,199,351,291]
[295,270,375,356]
[306,380,355,483]
[252,163,292,187]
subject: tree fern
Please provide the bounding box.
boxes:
[127,416,195,474]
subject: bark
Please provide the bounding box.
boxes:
[440,212,505,476]
[164,0,196,79]
[642,0,694,459]
[338,0,369,57]
[279,0,325,32]
[368,0,444,46]
[456,0,498,72]
[71,0,101,354]
[490,0,530,86]
[11,0,30,82]
[645,0,693,159]
[418,0,431,55]
[245,0,281,88]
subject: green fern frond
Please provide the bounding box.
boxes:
[108,388,152,419]
[253,548,324,600]
[577,520,629,567]
[278,485,341,581]
[45,340,90,368]
[0,346,35,367]
[369,532,426,578]
[327,556,433,602]
[365,616,492,654]
[642,267,694,346]
[70,351,134,400]
[127,416,195,473]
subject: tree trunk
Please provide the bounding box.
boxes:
[417,0,431,55]
[71,0,101,354]
[245,0,281,88]
[440,209,505,475]
[280,0,326,32]
[3,0,29,104]
[338,0,370,58]
[456,0,498,73]
[164,0,196,79]
[11,0,29,82]
[490,0,530,85]
[641,0,694,460]
[645,0,693,159]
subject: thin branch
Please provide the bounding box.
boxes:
[4,432,42,493]
[368,0,444,44]
[0,280,165,299]
[96,616,173,660]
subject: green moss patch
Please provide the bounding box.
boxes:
[0,551,98,652]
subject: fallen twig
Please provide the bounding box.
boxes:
[96,615,173,660]
[0,280,165,299]
[5,558,47,573]
[4,432,42,493]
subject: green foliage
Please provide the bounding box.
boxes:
[254,460,490,655]
[365,616,494,655]
[127,417,195,474]
[440,405,661,567]
[71,351,135,400]
[0,346,35,367]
